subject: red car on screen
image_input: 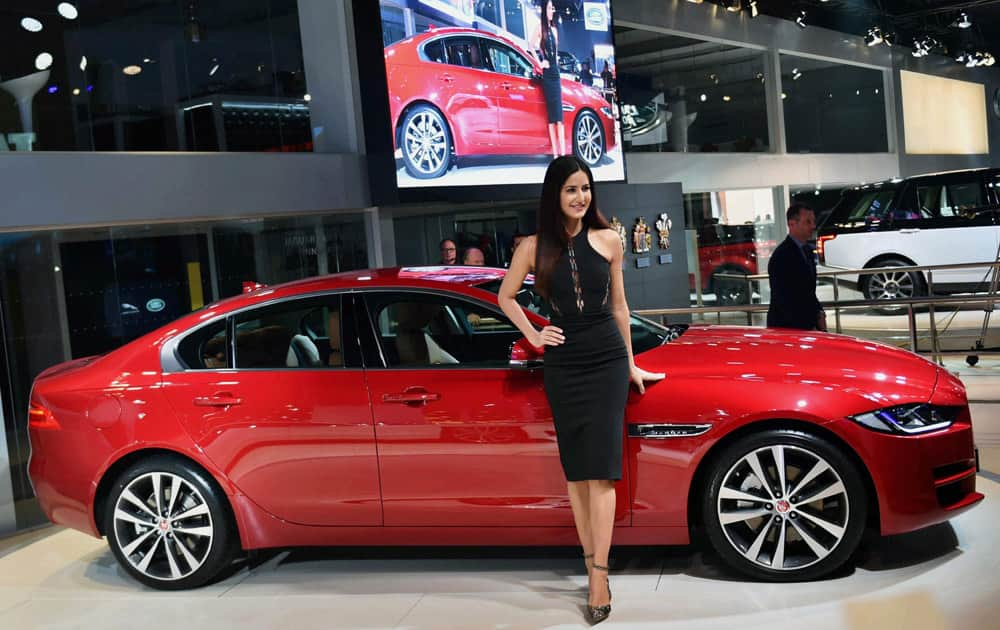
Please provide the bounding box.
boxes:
[28,266,981,589]
[384,28,617,179]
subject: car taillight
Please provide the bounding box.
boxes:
[28,403,59,430]
[816,234,836,262]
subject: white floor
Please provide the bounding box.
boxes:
[2,367,999,628]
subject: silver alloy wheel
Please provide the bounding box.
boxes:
[575,113,603,166]
[112,472,215,582]
[867,269,916,300]
[404,111,448,176]
[716,445,849,571]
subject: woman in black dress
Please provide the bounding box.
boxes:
[531,0,566,158]
[498,157,665,623]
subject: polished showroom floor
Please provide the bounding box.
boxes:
[2,361,998,629]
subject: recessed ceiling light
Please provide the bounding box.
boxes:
[700,94,707,102]
[21,17,43,32]
[72,88,81,95]
[80,56,87,71]
[35,52,54,71]
[723,95,732,102]
[304,93,312,102]
[123,65,143,76]
[57,3,79,20]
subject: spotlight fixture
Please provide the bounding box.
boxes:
[795,11,807,28]
[725,0,742,13]
[912,36,940,58]
[685,0,704,3]
[951,12,971,29]
[57,3,79,20]
[749,0,758,18]
[791,67,802,80]
[21,17,44,32]
[700,93,707,102]
[723,95,732,102]
[865,27,884,47]
[35,52,54,71]
[123,65,143,76]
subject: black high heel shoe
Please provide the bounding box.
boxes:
[587,563,611,625]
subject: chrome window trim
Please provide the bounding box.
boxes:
[627,423,713,439]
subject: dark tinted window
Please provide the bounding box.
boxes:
[485,41,533,78]
[442,37,486,69]
[177,320,228,370]
[424,39,445,63]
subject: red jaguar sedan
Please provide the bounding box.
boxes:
[384,28,617,179]
[28,266,982,589]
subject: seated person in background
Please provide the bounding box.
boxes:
[463,246,485,266]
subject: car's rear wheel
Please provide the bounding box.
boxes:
[860,258,925,314]
[400,104,453,179]
[702,429,867,581]
[573,110,605,167]
[105,456,236,590]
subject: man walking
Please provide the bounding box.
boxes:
[767,203,827,331]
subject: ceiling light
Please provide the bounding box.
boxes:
[795,11,807,28]
[47,85,58,94]
[749,0,758,18]
[123,65,143,76]
[72,88,80,95]
[725,0,742,13]
[209,58,220,76]
[57,3,79,20]
[791,68,802,80]
[304,93,312,102]
[35,52,54,71]
[781,92,787,99]
[952,12,971,29]
[700,93,707,102]
[865,27,885,47]
[80,56,87,71]
[685,0,704,3]
[21,17,43,32]
[723,95,732,102]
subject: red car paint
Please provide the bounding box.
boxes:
[29,266,981,555]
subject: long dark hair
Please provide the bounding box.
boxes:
[540,0,555,45]
[534,156,609,298]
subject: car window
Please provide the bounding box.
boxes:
[485,41,533,78]
[423,39,445,63]
[364,292,521,368]
[233,296,345,369]
[915,179,982,218]
[442,37,486,69]
[846,190,896,220]
[177,320,228,370]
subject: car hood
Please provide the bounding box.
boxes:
[636,325,941,406]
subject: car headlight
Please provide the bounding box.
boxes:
[849,404,958,435]
[600,106,613,118]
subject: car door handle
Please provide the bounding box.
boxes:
[500,81,513,90]
[439,74,455,83]
[383,388,440,404]
[193,393,243,407]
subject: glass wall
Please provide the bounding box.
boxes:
[0,211,368,529]
[0,1,311,152]
[683,189,778,307]
[616,27,770,153]
[780,55,888,153]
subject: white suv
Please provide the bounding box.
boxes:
[818,168,1000,309]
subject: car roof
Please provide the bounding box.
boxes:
[392,27,525,51]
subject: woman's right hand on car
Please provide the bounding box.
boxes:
[532,325,564,347]
[541,60,550,69]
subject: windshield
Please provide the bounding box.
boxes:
[474,279,687,355]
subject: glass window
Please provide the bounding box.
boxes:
[381,4,407,47]
[847,189,897,220]
[424,39,446,64]
[502,0,527,40]
[443,37,487,69]
[616,27,770,153]
[475,0,503,27]
[0,1,311,152]
[365,292,521,368]
[177,320,228,370]
[234,296,344,369]
[781,55,887,153]
[485,41,533,78]
[946,181,984,214]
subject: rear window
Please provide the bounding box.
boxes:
[846,189,896,220]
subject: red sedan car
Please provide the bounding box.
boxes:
[385,28,617,179]
[28,267,981,589]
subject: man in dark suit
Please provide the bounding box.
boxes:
[767,203,827,331]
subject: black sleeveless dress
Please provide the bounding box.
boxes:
[540,27,563,124]
[543,229,630,481]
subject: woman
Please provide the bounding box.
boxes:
[498,157,665,624]
[530,0,566,158]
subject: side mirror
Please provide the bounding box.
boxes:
[509,337,544,368]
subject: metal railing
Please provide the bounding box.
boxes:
[636,260,1000,364]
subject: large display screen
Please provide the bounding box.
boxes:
[380,0,625,188]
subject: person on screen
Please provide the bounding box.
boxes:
[462,246,486,266]
[600,61,614,103]
[530,0,565,158]
[439,238,458,265]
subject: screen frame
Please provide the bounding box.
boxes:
[354,0,627,205]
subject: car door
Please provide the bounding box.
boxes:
[161,294,382,526]
[482,38,550,153]
[359,288,629,527]
[433,35,500,150]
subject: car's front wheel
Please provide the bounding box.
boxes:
[573,110,605,167]
[702,429,867,581]
[400,104,453,179]
[105,456,236,589]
